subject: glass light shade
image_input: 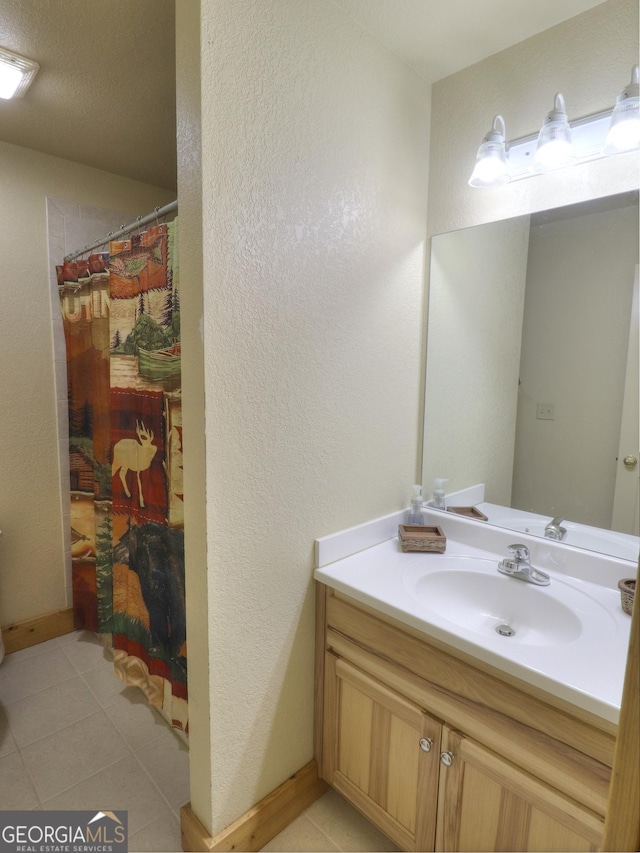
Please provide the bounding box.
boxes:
[0,63,22,99]
[603,65,640,155]
[468,115,509,187]
[0,47,39,99]
[532,93,576,172]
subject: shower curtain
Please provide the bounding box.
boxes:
[57,218,187,734]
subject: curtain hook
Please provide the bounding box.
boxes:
[129,214,146,240]
[99,231,113,252]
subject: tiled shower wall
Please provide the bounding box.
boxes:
[45,200,128,608]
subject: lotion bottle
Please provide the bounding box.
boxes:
[432,478,448,510]
[407,485,426,525]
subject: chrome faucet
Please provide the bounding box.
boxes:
[544,517,567,541]
[498,544,550,586]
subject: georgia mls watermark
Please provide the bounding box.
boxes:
[0,811,128,853]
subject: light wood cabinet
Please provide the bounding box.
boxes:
[317,585,614,852]
[325,653,441,850]
[436,728,601,852]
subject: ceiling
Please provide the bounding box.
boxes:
[0,0,605,193]
[0,0,177,190]
[332,0,606,82]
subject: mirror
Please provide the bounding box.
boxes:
[422,190,639,561]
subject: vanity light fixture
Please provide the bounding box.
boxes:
[604,64,640,155]
[0,46,39,100]
[469,65,640,187]
[468,115,509,187]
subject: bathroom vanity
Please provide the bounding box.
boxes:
[314,510,634,852]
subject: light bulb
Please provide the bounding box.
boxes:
[532,93,576,173]
[604,65,640,155]
[470,154,508,185]
[534,138,576,171]
[468,115,510,187]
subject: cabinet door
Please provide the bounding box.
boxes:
[435,728,604,852]
[323,653,442,851]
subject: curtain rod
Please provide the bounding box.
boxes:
[63,200,178,262]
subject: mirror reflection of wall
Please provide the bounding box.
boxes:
[513,195,639,531]
[423,215,530,504]
[423,191,639,541]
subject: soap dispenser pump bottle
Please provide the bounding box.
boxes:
[407,485,426,525]
[433,479,448,510]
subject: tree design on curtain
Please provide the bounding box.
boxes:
[57,219,187,734]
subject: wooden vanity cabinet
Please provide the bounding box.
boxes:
[316,585,615,852]
[324,653,442,850]
[436,728,602,852]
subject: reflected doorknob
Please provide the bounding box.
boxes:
[623,455,638,470]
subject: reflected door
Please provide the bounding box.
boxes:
[612,265,639,535]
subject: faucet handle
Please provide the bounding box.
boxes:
[507,543,530,562]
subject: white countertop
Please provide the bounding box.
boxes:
[315,518,633,724]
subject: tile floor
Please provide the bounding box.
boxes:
[0,630,188,851]
[262,789,398,852]
[0,630,397,852]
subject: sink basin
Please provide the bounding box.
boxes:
[402,556,613,646]
[315,530,631,723]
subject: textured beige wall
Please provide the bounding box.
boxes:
[197,0,430,833]
[0,140,173,625]
[423,0,639,495]
[175,0,213,832]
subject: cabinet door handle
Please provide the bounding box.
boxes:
[440,751,454,767]
[419,737,433,752]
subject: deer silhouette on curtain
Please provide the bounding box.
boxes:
[57,218,187,734]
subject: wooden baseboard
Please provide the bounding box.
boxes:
[180,759,328,852]
[2,608,74,655]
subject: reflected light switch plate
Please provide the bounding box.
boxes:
[536,403,555,420]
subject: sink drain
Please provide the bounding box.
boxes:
[496,624,516,637]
